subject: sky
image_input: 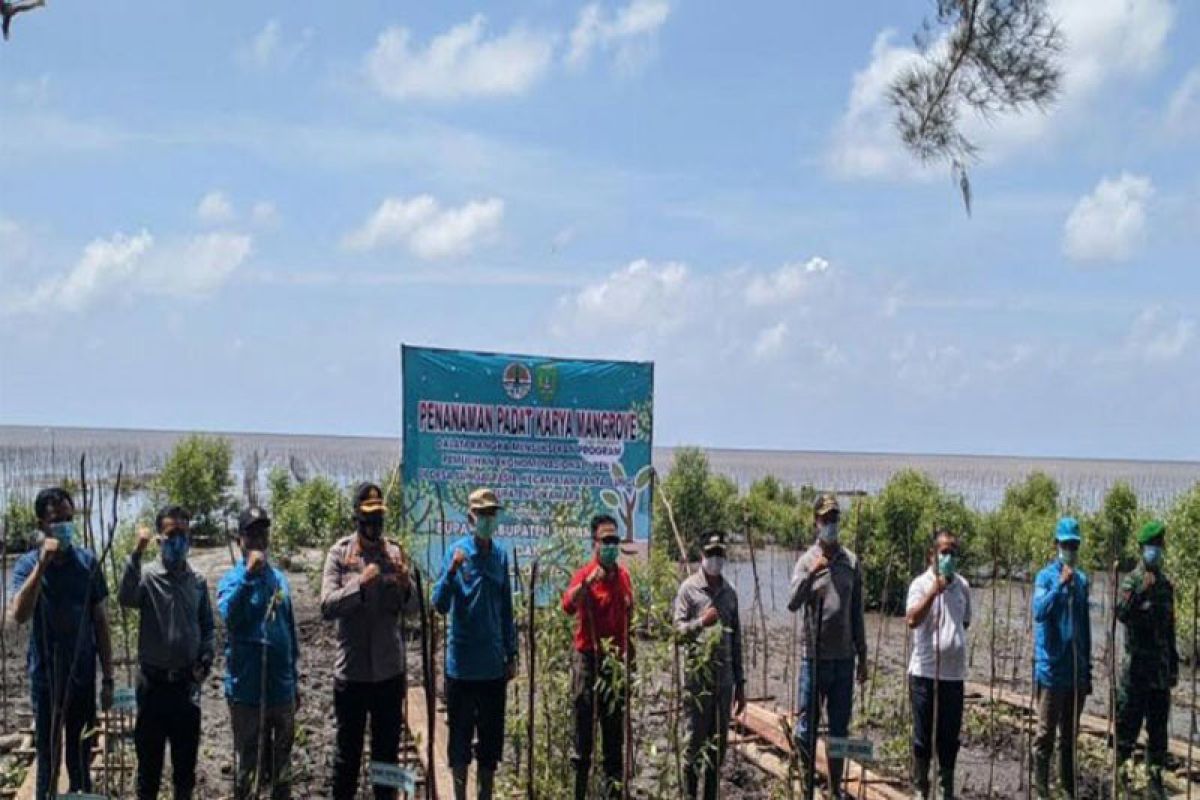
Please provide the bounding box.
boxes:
[1,0,1198,461]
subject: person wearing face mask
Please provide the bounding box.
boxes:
[10,487,114,800]
[787,493,867,799]
[218,506,301,800]
[561,514,634,800]
[1115,520,1179,800]
[320,482,419,800]
[118,506,215,800]
[904,530,971,799]
[432,488,517,800]
[1031,517,1093,800]
[673,532,746,800]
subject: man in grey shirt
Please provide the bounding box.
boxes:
[320,482,419,800]
[673,532,746,800]
[788,493,867,800]
[119,505,215,800]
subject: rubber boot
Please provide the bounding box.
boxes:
[911,755,931,799]
[938,767,955,800]
[1033,754,1051,800]
[452,767,468,800]
[573,763,589,800]
[477,768,495,800]
[1148,766,1168,800]
[828,756,845,799]
[797,749,815,799]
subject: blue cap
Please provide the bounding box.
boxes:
[1055,517,1081,543]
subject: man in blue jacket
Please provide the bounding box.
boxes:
[1031,517,1092,800]
[217,506,301,800]
[432,488,517,800]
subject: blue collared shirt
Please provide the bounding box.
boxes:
[9,545,109,693]
[431,536,517,681]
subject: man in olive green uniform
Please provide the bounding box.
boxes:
[1115,520,1179,800]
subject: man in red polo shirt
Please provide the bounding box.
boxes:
[562,514,634,800]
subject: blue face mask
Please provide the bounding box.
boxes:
[1058,547,1077,567]
[475,515,498,540]
[162,535,189,567]
[937,553,956,578]
[817,521,839,544]
[48,521,75,549]
[1142,545,1163,570]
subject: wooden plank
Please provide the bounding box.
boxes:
[407,685,472,799]
[737,703,910,800]
[965,680,1197,762]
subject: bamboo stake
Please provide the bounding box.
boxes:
[742,512,768,698]
[1109,561,1120,799]
[525,559,538,800]
[1188,583,1197,800]
[414,569,437,800]
[987,551,998,797]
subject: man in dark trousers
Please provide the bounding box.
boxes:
[9,486,115,800]
[218,506,301,800]
[562,514,634,800]
[432,488,517,800]
[1115,520,1179,800]
[788,493,868,800]
[673,532,746,800]
[119,506,215,800]
[1031,517,1092,800]
[321,482,419,800]
[905,530,971,799]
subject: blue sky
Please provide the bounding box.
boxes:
[1,0,1197,460]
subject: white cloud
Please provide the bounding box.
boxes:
[14,230,251,313]
[743,256,829,306]
[1099,307,1195,364]
[827,0,1174,179]
[1166,67,1200,134]
[551,256,845,365]
[343,195,505,259]
[751,321,788,362]
[567,0,670,72]
[196,191,235,225]
[365,15,555,101]
[251,201,281,228]
[238,20,312,71]
[1062,173,1153,263]
[0,217,32,267]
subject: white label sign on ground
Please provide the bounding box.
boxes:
[369,762,417,792]
[825,737,874,761]
[112,686,137,713]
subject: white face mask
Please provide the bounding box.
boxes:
[701,555,725,576]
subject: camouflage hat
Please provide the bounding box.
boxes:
[701,532,727,555]
[353,482,388,515]
[813,492,840,516]
[468,487,503,513]
[1136,519,1166,546]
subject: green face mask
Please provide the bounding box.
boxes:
[475,515,498,539]
[599,544,619,566]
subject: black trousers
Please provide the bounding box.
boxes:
[446,677,507,772]
[332,675,405,800]
[909,676,964,771]
[135,670,201,800]
[32,682,96,800]
[572,652,624,800]
[1116,686,1171,770]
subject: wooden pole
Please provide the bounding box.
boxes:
[1188,584,1197,800]
[1109,562,1120,799]
[525,560,538,800]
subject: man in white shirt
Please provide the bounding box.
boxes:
[905,530,971,800]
